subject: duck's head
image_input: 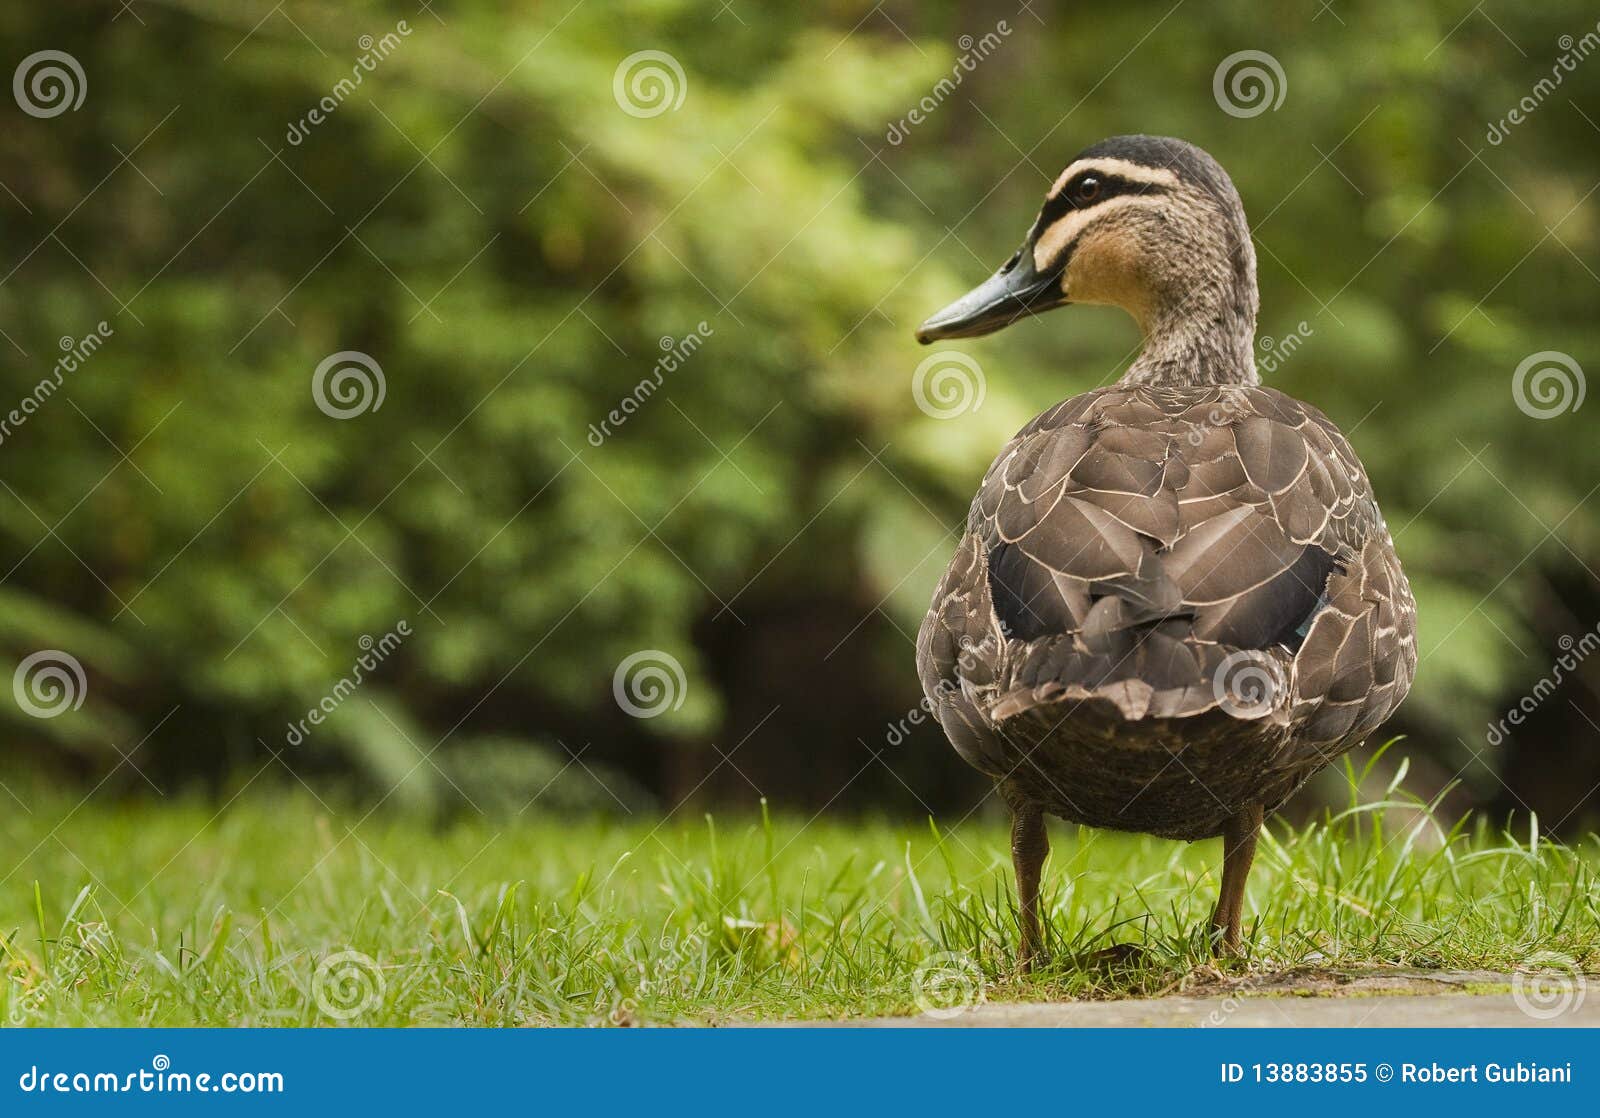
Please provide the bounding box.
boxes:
[916,135,1259,383]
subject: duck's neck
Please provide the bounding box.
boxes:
[1120,262,1259,388]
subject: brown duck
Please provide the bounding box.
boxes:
[914,136,1416,964]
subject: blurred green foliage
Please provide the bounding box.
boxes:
[1,1,1597,819]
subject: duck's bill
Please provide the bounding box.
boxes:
[915,251,1066,344]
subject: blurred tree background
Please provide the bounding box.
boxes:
[1,0,1597,831]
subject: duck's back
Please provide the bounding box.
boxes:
[917,383,1416,839]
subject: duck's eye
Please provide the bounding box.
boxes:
[1075,176,1102,204]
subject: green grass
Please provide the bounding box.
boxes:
[1,770,1596,1025]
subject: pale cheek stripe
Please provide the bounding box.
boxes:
[1032,196,1157,271]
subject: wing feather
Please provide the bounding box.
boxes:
[919,383,1416,752]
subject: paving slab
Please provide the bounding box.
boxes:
[811,969,1599,1028]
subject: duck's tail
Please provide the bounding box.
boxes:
[988,623,1293,726]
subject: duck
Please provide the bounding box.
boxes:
[913,135,1416,965]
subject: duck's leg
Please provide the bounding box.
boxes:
[1210,803,1264,956]
[1002,781,1049,972]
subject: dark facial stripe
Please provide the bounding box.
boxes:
[1028,173,1169,244]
